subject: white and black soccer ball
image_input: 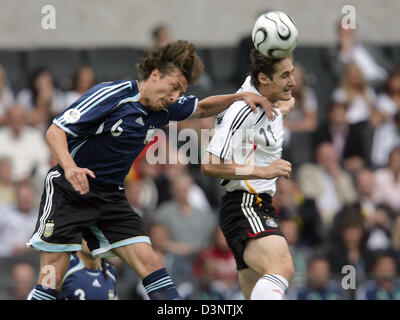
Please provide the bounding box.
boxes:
[252,11,298,59]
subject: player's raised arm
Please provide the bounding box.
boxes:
[191,91,279,120]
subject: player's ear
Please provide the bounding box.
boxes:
[258,72,271,86]
[150,68,161,81]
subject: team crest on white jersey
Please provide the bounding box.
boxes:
[43,220,55,237]
[265,217,278,228]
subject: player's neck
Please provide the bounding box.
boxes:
[138,80,150,108]
[255,85,278,104]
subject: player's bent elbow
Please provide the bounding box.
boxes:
[201,163,212,176]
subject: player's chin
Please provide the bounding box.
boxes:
[280,90,292,101]
[150,103,165,111]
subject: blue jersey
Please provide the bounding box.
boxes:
[53,80,198,185]
[60,253,118,300]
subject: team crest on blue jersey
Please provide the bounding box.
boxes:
[43,220,55,237]
[144,126,156,144]
[108,290,115,300]
[64,109,81,124]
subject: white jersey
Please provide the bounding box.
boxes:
[206,76,284,196]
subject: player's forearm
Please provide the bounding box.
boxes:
[201,153,265,180]
[195,93,246,118]
[45,124,78,170]
[202,162,264,180]
[202,152,291,180]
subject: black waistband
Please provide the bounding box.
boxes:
[226,189,272,202]
[54,165,124,192]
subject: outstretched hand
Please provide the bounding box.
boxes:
[240,92,279,121]
[277,97,296,116]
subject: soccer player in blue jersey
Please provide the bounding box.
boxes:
[27,40,279,300]
[60,240,118,300]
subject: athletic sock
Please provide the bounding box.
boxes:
[142,268,182,300]
[250,274,289,300]
[29,284,59,300]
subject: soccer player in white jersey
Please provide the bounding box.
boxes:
[202,48,296,300]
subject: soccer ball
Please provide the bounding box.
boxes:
[252,11,298,59]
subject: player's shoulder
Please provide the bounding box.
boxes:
[217,100,257,126]
[88,80,136,97]
[68,253,83,269]
[104,263,118,282]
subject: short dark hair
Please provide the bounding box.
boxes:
[249,48,292,87]
[137,40,204,85]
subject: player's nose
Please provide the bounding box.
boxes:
[289,74,296,87]
[169,91,180,103]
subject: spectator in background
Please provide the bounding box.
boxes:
[232,9,274,87]
[0,105,50,184]
[151,24,173,49]
[148,24,212,90]
[153,172,217,261]
[0,157,16,207]
[125,179,147,218]
[232,33,253,88]
[193,227,240,300]
[10,262,36,300]
[64,65,96,107]
[331,168,377,231]
[314,101,367,167]
[284,63,318,133]
[0,65,15,126]
[283,63,318,167]
[374,69,400,125]
[0,182,37,257]
[190,256,225,300]
[274,177,323,246]
[296,142,357,230]
[373,146,400,213]
[16,68,65,133]
[326,212,374,289]
[326,21,391,89]
[331,63,378,168]
[371,70,400,167]
[135,139,213,213]
[129,222,194,300]
[365,204,395,252]
[280,217,312,290]
[288,256,342,300]
[356,252,400,300]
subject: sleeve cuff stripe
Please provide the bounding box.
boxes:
[53,119,78,137]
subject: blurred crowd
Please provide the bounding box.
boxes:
[0,22,400,300]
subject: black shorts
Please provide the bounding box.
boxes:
[27,165,150,258]
[219,190,284,270]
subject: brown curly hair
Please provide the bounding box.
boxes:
[249,48,293,88]
[137,40,203,86]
